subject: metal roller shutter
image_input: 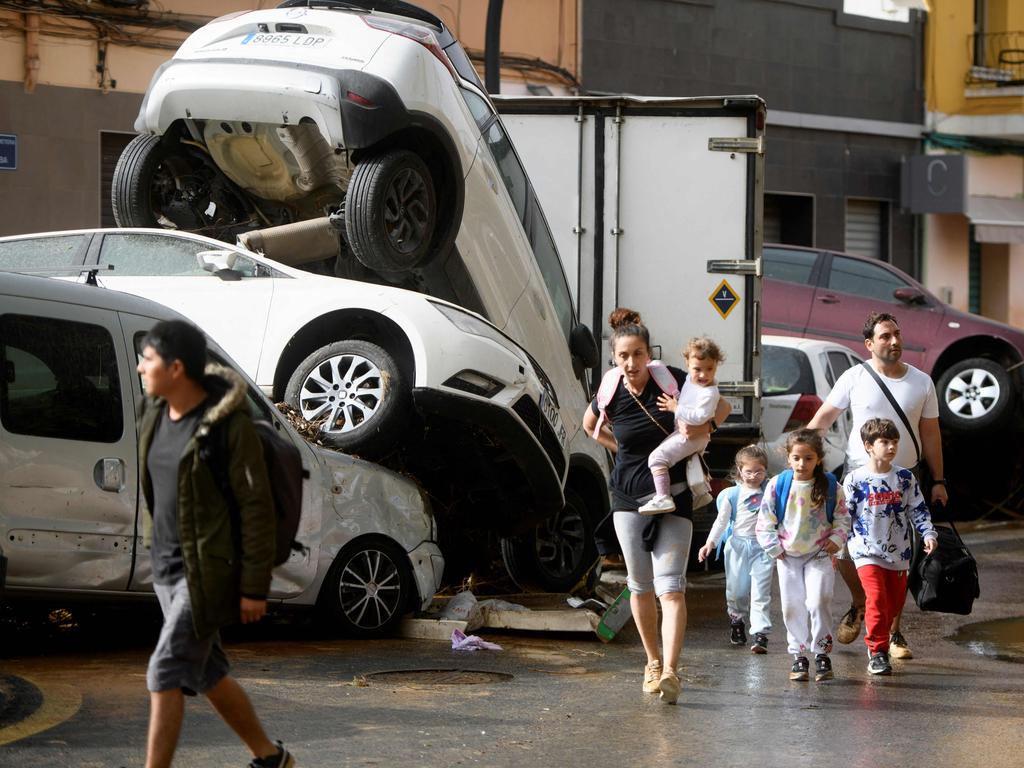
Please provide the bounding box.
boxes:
[845,198,882,259]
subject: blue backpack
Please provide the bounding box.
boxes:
[714,481,767,560]
[773,469,838,526]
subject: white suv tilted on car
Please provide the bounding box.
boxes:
[111,0,611,591]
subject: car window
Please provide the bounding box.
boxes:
[0,235,89,271]
[1,314,123,442]
[446,43,485,90]
[482,120,529,223]
[763,247,817,285]
[826,256,908,302]
[762,345,815,396]
[100,233,266,278]
[827,350,854,386]
[526,194,574,339]
[460,87,494,132]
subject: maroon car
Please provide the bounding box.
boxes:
[762,244,1024,433]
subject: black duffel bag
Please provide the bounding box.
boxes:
[908,518,980,615]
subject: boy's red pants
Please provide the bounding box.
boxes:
[856,565,908,654]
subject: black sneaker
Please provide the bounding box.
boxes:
[730,619,747,646]
[750,633,768,654]
[814,654,833,682]
[789,655,809,681]
[867,651,892,676]
[249,742,295,768]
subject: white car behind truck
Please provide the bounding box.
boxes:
[495,94,765,534]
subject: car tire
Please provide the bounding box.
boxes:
[284,339,409,459]
[500,489,598,593]
[936,357,1013,432]
[318,535,414,637]
[111,134,169,228]
[345,149,437,273]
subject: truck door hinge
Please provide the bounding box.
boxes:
[719,381,761,399]
[706,258,761,277]
[708,136,763,154]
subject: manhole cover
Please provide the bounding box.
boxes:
[364,669,513,686]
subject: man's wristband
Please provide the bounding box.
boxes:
[931,479,946,485]
[709,419,718,433]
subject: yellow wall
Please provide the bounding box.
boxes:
[0,0,575,94]
[927,0,1024,116]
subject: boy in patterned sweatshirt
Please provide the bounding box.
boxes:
[843,418,938,676]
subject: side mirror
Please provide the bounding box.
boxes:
[197,250,242,280]
[570,324,600,369]
[893,287,926,305]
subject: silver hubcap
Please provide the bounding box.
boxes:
[944,368,1001,420]
[338,548,402,629]
[298,353,384,434]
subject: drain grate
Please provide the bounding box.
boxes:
[364,669,513,686]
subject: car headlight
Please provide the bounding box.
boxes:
[429,301,526,360]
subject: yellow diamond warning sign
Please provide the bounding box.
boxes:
[709,279,740,319]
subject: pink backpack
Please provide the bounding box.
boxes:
[591,361,679,438]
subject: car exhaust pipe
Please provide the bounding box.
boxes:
[239,217,341,266]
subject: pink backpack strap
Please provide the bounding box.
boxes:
[591,367,624,438]
[647,361,680,397]
[590,362,679,439]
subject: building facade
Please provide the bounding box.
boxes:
[917,0,1024,328]
[1,0,930,286]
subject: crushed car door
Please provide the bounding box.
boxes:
[0,298,139,591]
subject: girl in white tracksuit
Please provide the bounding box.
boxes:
[757,430,851,682]
[698,445,773,653]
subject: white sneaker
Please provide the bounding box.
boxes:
[638,495,676,515]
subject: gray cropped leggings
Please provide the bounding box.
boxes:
[613,511,693,597]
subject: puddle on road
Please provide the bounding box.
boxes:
[951,617,1024,663]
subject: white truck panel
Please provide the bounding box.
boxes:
[498,96,763,435]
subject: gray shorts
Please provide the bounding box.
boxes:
[147,578,230,696]
[613,512,693,596]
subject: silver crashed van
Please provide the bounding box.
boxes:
[0,271,442,637]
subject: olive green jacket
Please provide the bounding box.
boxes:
[139,364,275,638]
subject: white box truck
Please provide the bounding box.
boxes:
[494,94,765,534]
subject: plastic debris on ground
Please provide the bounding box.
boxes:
[451,627,503,652]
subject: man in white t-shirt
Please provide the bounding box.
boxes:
[807,311,948,661]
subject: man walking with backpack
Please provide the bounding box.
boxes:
[137,319,295,768]
[807,311,948,661]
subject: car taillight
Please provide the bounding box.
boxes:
[345,90,375,108]
[362,15,457,79]
[783,394,823,432]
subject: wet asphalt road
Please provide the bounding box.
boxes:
[1,522,1023,768]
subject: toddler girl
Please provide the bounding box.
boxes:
[638,337,722,514]
[756,429,850,683]
[698,445,773,653]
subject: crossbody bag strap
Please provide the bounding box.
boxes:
[625,386,671,437]
[860,361,921,465]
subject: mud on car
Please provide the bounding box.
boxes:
[113,0,611,591]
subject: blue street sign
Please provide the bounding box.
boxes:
[0,134,16,171]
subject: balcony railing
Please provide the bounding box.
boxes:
[967,31,1024,87]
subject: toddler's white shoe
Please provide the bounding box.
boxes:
[639,495,676,515]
